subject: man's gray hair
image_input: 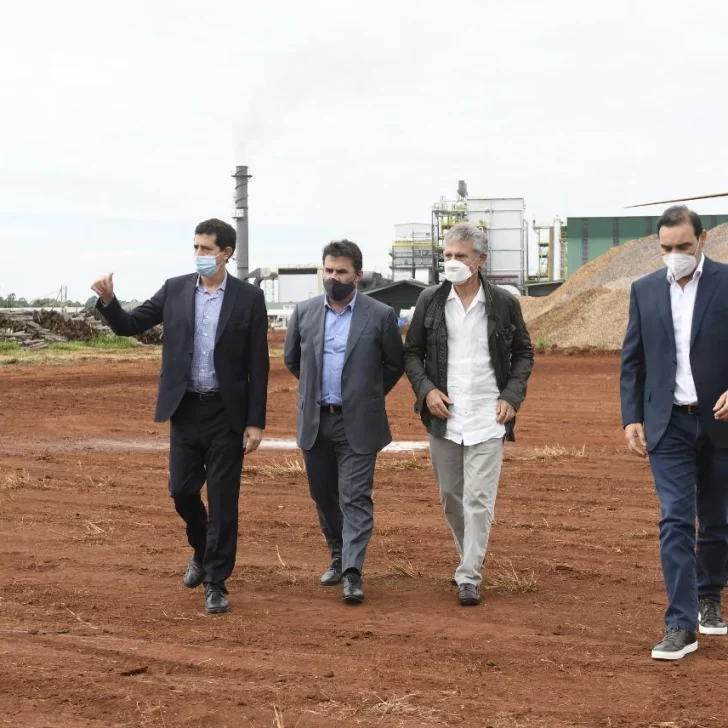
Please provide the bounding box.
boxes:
[444,222,488,255]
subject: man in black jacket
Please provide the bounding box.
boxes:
[92,218,269,614]
[404,223,533,606]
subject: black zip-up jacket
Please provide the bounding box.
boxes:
[404,275,534,441]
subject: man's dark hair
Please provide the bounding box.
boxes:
[195,218,237,254]
[657,205,703,239]
[322,239,363,273]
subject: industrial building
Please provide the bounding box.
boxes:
[246,264,390,328]
[391,181,533,293]
[363,280,429,320]
[232,167,728,322]
[390,223,433,283]
[566,214,728,276]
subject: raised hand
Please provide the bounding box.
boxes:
[91,272,115,304]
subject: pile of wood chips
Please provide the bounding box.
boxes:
[522,223,728,350]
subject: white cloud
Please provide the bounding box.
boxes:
[2,0,728,301]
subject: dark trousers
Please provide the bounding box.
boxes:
[649,409,728,630]
[302,411,377,575]
[168,394,243,585]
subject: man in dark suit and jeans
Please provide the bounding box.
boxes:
[621,205,728,660]
[92,218,269,614]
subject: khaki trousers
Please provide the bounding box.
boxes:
[429,434,504,586]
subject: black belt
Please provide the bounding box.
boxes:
[674,403,700,415]
[321,404,343,414]
[185,390,222,401]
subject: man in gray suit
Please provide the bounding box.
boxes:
[284,240,405,603]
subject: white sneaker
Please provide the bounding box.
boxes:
[698,599,728,635]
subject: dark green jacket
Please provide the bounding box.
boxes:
[403,276,534,441]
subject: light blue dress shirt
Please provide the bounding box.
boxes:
[189,273,227,392]
[320,292,357,406]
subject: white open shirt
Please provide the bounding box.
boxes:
[444,284,505,446]
[668,254,704,405]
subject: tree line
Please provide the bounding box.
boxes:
[0,294,98,309]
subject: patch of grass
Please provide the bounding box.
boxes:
[0,341,19,351]
[369,693,443,722]
[245,459,305,478]
[506,444,587,462]
[246,457,429,480]
[388,556,420,578]
[309,694,444,724]
[47,341,89,351]
[485,558,537,593]
[306,700,359,721]
[0,470,49,494]
[49,334,138,350]
[535,335,552,349]
[90,334,139,349]
[626,528,652,540]
[0,346,161,366]
[269,347,284,358]
[47,341,90,351]
[376,456,426,472]
[82,519,111,535]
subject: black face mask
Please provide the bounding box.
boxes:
[324,278,356,302]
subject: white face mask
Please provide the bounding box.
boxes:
[663,252,698,280]
[444,260,473,284]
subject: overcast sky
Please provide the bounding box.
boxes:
[2,0,728,302]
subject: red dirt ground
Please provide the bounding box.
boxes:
[0,350,723,728]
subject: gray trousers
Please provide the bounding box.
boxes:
[429,434,504,586]
[302,412,377,574]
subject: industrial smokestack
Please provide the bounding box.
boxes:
[232,166,251,280]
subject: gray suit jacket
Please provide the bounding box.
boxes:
[284,293,405,454]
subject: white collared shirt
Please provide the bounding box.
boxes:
[668,255,705,405]
[444,284,505,446]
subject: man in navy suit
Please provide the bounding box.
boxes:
[621,205,728,660]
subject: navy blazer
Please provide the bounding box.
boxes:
[620,256,728,451]
[97,273,270,434]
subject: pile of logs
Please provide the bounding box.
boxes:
[0,309,163,349]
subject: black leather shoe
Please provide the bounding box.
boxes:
[342,571,364,604]
[458,583,481,606]
[699,599,728,635]
[204,583,229,614]
[183,554,205,589]
[320,557,343,586]
[651,628,698,660]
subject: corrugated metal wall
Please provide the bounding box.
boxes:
[566,215,728,276]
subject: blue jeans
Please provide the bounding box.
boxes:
[649,409,728,630]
